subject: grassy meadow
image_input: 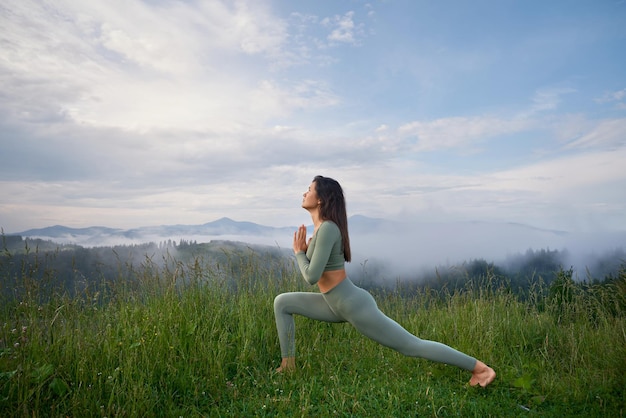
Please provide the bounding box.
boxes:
[0,244,625,417]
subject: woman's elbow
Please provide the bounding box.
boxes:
[304,275,320,285]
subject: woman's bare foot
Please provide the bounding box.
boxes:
[275,357,296,373]
[469,360,496,387]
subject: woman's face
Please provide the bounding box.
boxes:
[302,181,320,210]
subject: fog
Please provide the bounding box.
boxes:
[346,221,625,281]
[21,220,625,281]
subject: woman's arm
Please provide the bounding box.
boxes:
[295,222,339,285]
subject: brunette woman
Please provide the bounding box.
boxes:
[274,175,496,387]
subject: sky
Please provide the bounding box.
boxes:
[1,0,626,236]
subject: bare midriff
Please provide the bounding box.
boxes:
[317,269,347,293]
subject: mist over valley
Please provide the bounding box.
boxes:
[8,215,625,282]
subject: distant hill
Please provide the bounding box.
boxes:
[14,217,296,247]
[7,215,625,277]
[118,217,294,238]
[13,215,400,246]
[10,215,576,246]
[17,225,123,238]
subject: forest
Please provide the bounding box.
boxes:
[2,234,624,307]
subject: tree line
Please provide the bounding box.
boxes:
[1,235,624,313]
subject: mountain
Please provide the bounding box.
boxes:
[11,215,575,250]
[119,217,294,239]
[13,217,297,247]
[12,215,624,254]
[13,215,399,245]
[17,225,123,239]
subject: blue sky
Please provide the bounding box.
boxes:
[1,0,625,235]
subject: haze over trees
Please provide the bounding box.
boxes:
[1,235,623,305]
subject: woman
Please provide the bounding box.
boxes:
[273,175,496,387]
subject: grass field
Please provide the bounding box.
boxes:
[0,248,624,417]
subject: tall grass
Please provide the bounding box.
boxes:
[0,247,624,417]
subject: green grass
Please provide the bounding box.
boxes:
[0,250,624,417]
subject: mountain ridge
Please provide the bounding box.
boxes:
[13,216,573,239]
[8,216,577,247]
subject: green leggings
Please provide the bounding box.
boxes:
[274,278,477,371]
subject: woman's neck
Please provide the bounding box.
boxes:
[309,209,323,229]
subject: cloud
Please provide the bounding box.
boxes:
[396,115,533,152]
[289,8,369,52]
[323,11,361,45]
[565,118,626,150]
[0,0,624,236]
[595,88,626,104]
[594,87,626,110]
[529,88,577,113]
[483,148,626,194]
[0,0,327,134]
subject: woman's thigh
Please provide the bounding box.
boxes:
[331,286,416,348]
[275,292,345,323]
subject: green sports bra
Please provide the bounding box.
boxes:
[295,221,345,285]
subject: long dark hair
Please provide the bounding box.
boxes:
[313,175,351,262]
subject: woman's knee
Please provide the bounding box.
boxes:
[274,293,287,312]
[274,292,296,313]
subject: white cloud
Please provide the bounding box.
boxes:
[565,118,626,150]
[324,11,359,45]
[529,87,576,113]
[0,0,307,133]
[1,0,624,237]
[484,148,626,194]
[595,88,626,104]
[249,79,340,117]
[397,115,533,152]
